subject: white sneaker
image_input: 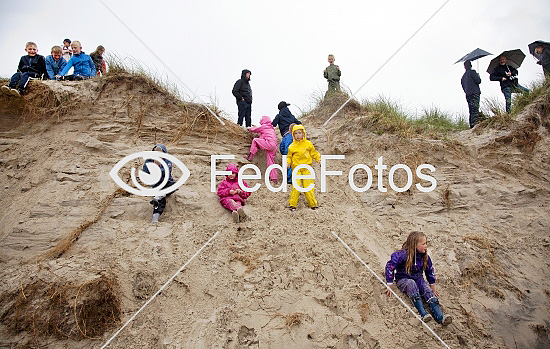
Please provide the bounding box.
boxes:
[1,85,11,95]
[422,314,433,323]
[441,314,452,326]
[232,211,239,223]
[10,88,21,97]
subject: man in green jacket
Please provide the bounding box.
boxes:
[323,54,341,97]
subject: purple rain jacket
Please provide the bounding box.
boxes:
[385,249,436,285]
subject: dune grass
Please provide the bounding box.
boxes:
[477,76,550,128]
[104,53,183,101]
[360,95,468,136]
[511,76,550,116]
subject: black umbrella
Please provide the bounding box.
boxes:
[528,40,550,56]
[454,48,492,64]
[486,49,526,74]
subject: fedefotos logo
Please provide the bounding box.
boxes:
[110,151,190,196]
[110,152,436,196]
[210,155,436,193]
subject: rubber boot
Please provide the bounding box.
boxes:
[151,213,160,223]
[427,297,451,325]
[410,293,432,322]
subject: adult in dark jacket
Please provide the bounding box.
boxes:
[489,56,529,114]
[534,45,550,76]
[272,101,302,137]
[232,69,253,127]
[461,61,482,128]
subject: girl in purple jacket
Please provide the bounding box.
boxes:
[385,231,452,325]
[217,164,251,223]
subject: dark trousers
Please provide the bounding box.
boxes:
[502,84,529,114]
[9,72,39,91]
[466,93,480,128]
[237,100,252,127]
[152,191,174,215]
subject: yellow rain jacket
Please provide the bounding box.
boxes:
[287,125,320,168]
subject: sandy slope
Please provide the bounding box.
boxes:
[1,76,549,348]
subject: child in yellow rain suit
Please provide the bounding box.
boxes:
[287,125,321,211]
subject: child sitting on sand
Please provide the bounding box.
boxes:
[57,40,95,80]
[1,41,47,97]
[142,144,177,223]
[385,231,452,325]
[45,46,67,80]
[246,115,278,184]
[217,164,251,223]
[90,45,106,76]
[287,125,320,211]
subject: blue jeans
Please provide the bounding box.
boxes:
[9,71,40,91]
[237,100,252,127]
[502,84,529,114]
[466,93,480,128]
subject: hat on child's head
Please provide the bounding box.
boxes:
[278,101,291,110]
[63,38,71,44]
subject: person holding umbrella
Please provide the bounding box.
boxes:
[489,51,529,114]
[455,48,491,127]
[529,41,550,76]
[461,60,481,128]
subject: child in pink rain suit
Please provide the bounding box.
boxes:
[247,115,278,184]
[217,163,251,223]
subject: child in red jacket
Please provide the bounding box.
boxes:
[217,164,251,223]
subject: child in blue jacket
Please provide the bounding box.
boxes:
[279,123,296,184]
[45,46,67,80]
[57,40,95,80]
[385,231,452,325]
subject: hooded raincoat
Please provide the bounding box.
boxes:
[217,164,251,211]
[249,115,278,181]
[287,125,320,208]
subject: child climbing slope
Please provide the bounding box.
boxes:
[385,231,452,325]
[247,115,278,184]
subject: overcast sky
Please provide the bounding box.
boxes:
[1,0,548,125]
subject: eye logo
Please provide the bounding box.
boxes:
[109,151,190,197]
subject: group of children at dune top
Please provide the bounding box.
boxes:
[1,40,106,97]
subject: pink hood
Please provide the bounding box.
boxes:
[249,116,277,143]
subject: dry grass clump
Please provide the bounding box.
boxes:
[232,252,261,273]
[39,188,127,260]
[489,87,550,152]
[0,273,120,342]
[0,79,71,121]
[104,53,181,100]
[460,235,522,300]
[284,312,310,327]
